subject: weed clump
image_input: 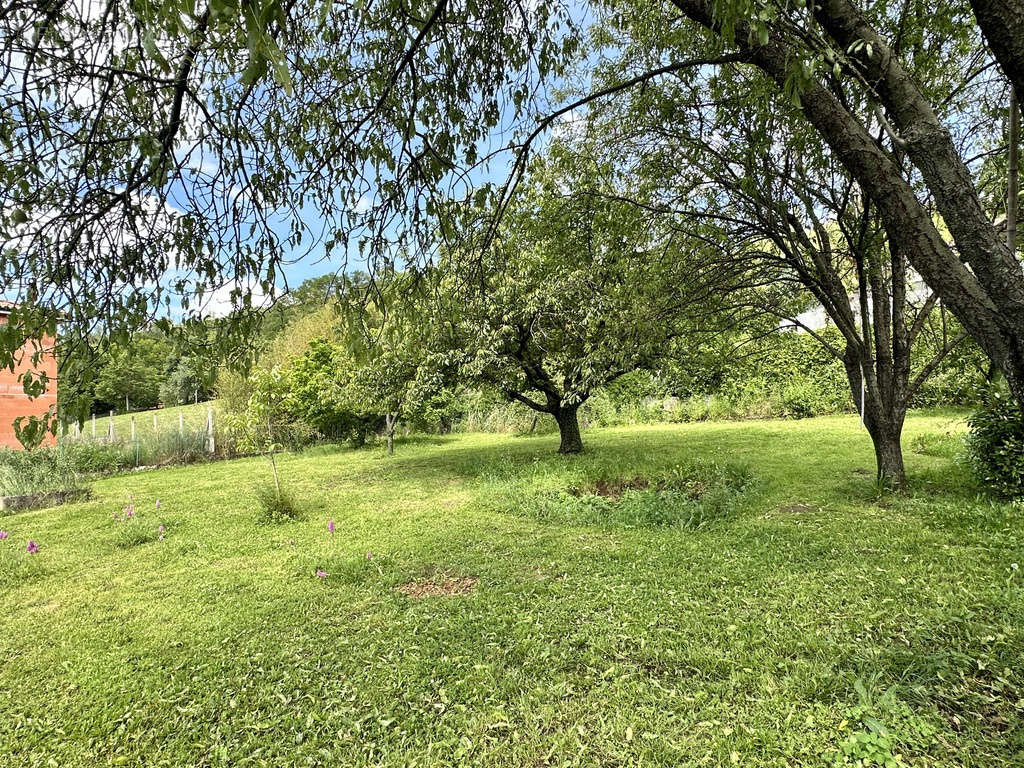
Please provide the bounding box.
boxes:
[515,459,754,529]
[255,483,302,523]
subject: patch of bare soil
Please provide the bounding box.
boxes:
[775,503,816,515]
[397,575,478,598]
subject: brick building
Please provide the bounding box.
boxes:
[0,303,57,449]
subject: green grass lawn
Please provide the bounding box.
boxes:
[3,412,1022,766]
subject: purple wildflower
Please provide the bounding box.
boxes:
[0,530,8,540]
[158,525,165,532]
[315,569,328,578]
[366,552,374,560]
[26,540,38,555]
[155,499,161,509]
[328,519,335,534]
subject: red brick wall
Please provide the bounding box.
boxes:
[0,331,57,449]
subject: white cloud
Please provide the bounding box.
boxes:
[195,280,275,318]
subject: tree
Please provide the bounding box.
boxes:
[436,149,718,454]
[0,0,579,434]
[160,355,216,406]
[342,274,460,455]
[652,0,1024,409]
[584,55,970,490]
[11,0,1024,430]
[284,339,381,446]
[92,334,172,412]
[971,0,1024,101]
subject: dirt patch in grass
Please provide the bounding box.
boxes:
[570,476,659,501]
[397,575,478,598]
[775,503,817,515]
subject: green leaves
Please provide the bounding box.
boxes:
[240,0,292,93]
[435,143,718,429]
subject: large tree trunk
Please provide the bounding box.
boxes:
[870,424,907,492]
[844,352,908,491]
[554,404,584,454]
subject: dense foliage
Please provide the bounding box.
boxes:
[967,393,1024,499]
[60,327,219,418]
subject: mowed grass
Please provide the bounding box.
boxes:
[2,412,1023,767]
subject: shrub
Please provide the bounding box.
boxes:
[966,394,1024,498]
[780,379,834,419]
[58,441,135,474]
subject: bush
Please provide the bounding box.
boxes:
[966,394,1024,498]
[57,441,135,474]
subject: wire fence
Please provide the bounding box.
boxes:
[59,404,233,467]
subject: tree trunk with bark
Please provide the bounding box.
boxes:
[844,351,908,491]
[971,0,1024,102]
[870,423,907,492]
[554,403,584,454]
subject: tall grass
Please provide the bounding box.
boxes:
[0,448,82,496]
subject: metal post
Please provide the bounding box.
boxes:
[108,410,115,441]
[130,415,135,442]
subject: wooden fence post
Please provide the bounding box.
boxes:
[206,405,215,454]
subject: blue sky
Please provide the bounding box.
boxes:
[220,1,597,303]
